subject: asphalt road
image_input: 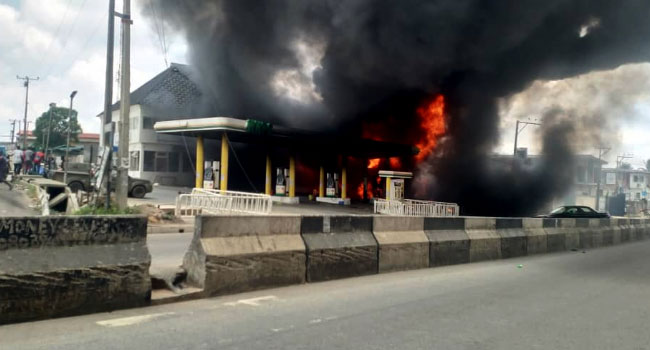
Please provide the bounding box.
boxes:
[0,185,37,216]
[147,232,193,277]
[3,241,650,350]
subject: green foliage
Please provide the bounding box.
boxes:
[33,106,82,150]
[73,205,141,215]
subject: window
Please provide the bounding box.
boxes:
[143,151,155,171]
[155,152,168,172]
[636,192,641,200]
[142,117,154,129]
[579,207,596,214]
[169,152,179,172]
[129,151,140,171]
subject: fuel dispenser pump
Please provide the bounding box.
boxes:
[203,160,220,189]
[275,167,286,195]
[326,172,335,197]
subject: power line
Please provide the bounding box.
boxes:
[42,0,89,78]
[38,0,74,73]
[149,0,169,67]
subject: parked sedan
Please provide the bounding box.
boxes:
[539,205,610,218]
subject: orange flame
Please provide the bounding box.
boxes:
[356,182,374,199]
[367,158,380,169]
[389,157,402,169]
[415,95,446,162]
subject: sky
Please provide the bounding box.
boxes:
[0,0,648,169]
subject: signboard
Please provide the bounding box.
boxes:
[605,172,616,185]
[94,146,111,191]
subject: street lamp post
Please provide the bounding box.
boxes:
[63,91,77,185]
[44,102,56,170]
[513,119,541,156]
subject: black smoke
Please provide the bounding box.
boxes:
[146,0,650,216]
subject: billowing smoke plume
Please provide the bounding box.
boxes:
[146,0,650,216]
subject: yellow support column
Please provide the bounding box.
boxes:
[289,155,296,197]
[385,177,391,200]
[319,166,324,198]
[220,133,229,191]
[265,154,272,195]
[195,135,204,188]
[341,165,347,199]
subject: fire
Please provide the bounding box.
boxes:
[356,182,374,199]
[389,157,402,169]
[415,94,446,162]
[367,158,380,169]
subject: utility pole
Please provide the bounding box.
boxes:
[44,102,56,166]
[16,75,39,151]
[63,91,77,185]
[513,119,541,156]
[102,0,116,209]
[595,146,610,211]
[9,119,19,146]
[115,0,132,210]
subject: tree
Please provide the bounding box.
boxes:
[33,106,82,151]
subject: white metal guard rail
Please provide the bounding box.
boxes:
[374,198,459,217]
[175,189,273,216]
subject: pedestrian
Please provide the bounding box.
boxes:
[34,149,44,175]
[23,147,34,174]
[12,146,23,175]
[0,153,12,190]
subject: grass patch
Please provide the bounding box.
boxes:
[26,184,38,200]
[74,205,141,215]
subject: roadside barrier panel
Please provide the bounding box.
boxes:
[373,216,428,273]
[183,215,305,296]
[465,217,500,262]
[576,219,595,249]
[630,219,644,241]
[617,218,631,243]
[496,218,526,259]
[543,219,565,252]
[0,216,150,325]
[599,219,614,246]
[558,219,579,250]
[424,217,469,266]
[301,216,377,282]
[645,219,650,238]
[610,218,622,244]
[523,218,547,255]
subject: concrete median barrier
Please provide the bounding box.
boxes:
[183,215,306,296]
[599,219,614,246]
[466,218,500,262]
[629,219,645,241]
[544,218,565,252]
[424,217,470,267]
[558,219,579,250]
[0,216,150,325]
[576,219,596,249]
[301,216,377,282]
[496,218,526,259]
[373,216,428,273]
[617,218,632,243]
[523,218,547,255]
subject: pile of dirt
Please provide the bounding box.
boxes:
[135,204,184,224]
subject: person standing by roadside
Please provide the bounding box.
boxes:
[33,149,44,175]
[12,146,23,175]
[23,147,34,174]
[0,153,12,190]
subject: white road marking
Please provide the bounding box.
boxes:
[223,295,278,307]
[309,318,322,324]
[96,312,176,327]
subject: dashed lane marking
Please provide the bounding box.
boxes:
[96,312,176,327]
[223,295,278,307]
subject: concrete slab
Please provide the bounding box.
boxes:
[373,216,428,273]
[496,218,526,259]
[523,218,547,255]
[424,217,470,266]
[301,216,377,282]
[466,217,500,263]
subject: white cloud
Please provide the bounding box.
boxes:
[0,0,187,141]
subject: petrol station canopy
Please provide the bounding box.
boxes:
[153,117,418,158]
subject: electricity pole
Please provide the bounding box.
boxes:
[102,0,116,209]
[595,146,610,211]
[513,119,541,156]
[44,102,56,165]
[16,75,39,151]
[63,91,77,185]
[116,0,132,210]
[9,119,19,146]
